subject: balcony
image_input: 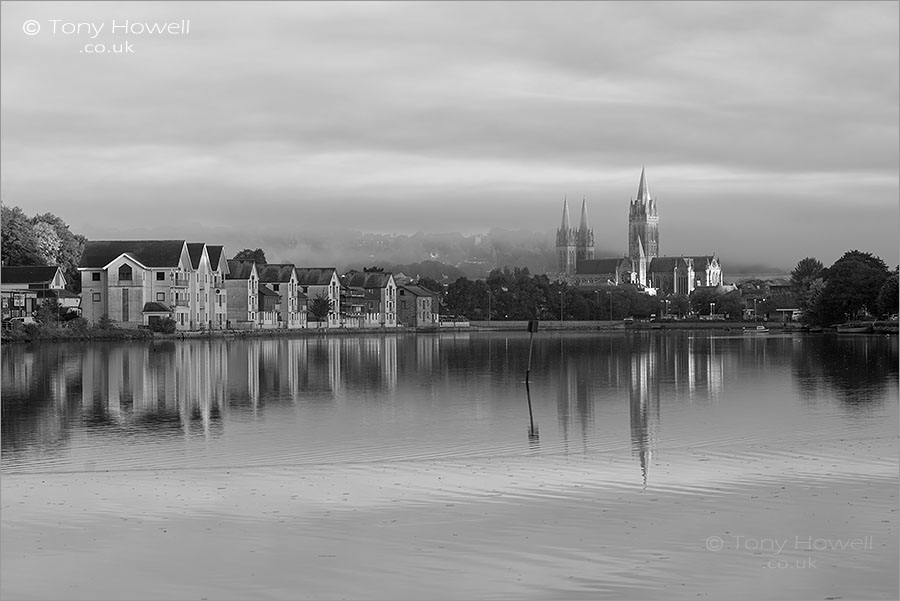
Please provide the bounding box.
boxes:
[174,299,189,307]
[174,277,190,287]
[111,274,144,286]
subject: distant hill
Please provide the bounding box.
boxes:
[260,227,619,279]
[237,227,785,281]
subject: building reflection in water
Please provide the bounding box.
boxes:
[80,341,227,438]
[555,336,594,456]
[552,333,728,485]
[630,337,659,488]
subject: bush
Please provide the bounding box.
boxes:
[65,317,90,331]
[97,314,116,330]
[149,317,177,334]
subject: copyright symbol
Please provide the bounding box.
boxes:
[706,536,724,551]
[23,20,40,35]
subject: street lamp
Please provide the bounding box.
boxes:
[559,291,564,322]
[595,290,601,321]
[710,302,715,318]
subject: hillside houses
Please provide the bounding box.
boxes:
[76,241,415,331]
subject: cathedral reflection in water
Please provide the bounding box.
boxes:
[2,331,894,477]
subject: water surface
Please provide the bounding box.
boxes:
[2,331,897,599]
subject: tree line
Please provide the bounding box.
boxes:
[1,204,86,293]
[791,250,897,325]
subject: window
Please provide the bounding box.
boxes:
[92,272,101,281]
[272,284,280,292]
[157,292,165,302]
[92,293,101,302]
[118,265,133,280]
[156,272,165,281]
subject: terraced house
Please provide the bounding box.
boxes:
[78,240,195,329]
[256,264,304,329]
[294,268,341,328]
[224,260,259,330]
[341,270,398,328]
[205,245,229,330]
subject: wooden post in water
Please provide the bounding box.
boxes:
[525,319,539,383]
[525,380,538,441]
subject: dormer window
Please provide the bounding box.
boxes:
[118,265,133,281]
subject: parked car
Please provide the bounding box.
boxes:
[2,316,36,329]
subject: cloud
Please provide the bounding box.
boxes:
[1,1,897,268]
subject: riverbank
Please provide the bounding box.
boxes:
[0,323,416,344]
[4,319,895,344]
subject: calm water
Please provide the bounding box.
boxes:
[2,332,898,600]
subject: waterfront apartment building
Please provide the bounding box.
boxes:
[78,240,195,329]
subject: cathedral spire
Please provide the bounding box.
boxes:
[579,196,590,233]
[636,166,651,203]
[560,195,571,231]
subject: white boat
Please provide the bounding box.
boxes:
[744,325,769,334]
[836,323,873,333]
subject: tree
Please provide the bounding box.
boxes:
[790,257,825,289]
[35,297,60,325]
[1,204,41,266]
[32,221,61,265]
[716,290,743,320]
[308,292,333,322]
[817,253,889,324]
[233,248,267,264]
[835,250,888,274]
[417,276,443,294]
[876,272,898,318]
[30,212,86,293]
[689,288,719,315]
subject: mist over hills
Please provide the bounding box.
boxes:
[253,227,787,281]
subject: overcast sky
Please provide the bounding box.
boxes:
[1,1,897,268]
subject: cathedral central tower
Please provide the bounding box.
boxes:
[628,167,659,263]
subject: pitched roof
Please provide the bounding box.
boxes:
[186,243,205,269]
[206,245,225,270]
[226,259,256,279]
[80,240,186,269]
[400,285,435,297]
[342,270,394,289]
[576,258,629,275]
[685,255,716,268]
[142,302,173,313]
[648,256,690,273]
[294,267,337,286]
[258,284,280,297]
[1,265,61,285]
[256,263,296,283]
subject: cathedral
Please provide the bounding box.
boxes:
[556,168,723,295]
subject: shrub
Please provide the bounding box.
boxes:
[65,317,90,331]
[97,314,116,330]
[149,317,177,334]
